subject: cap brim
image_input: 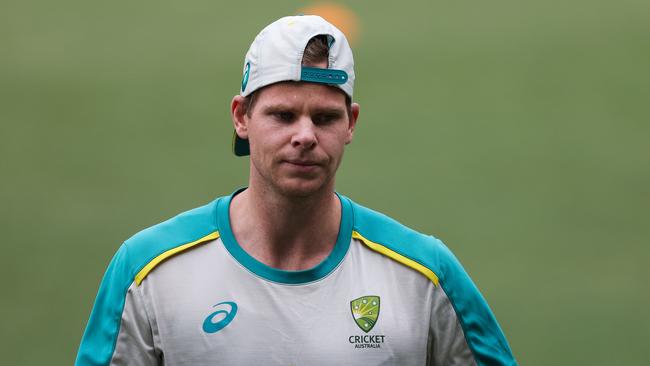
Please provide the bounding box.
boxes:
[232,131,250,156]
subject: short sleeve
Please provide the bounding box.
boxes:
[75,244,160,366]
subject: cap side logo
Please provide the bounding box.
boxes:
[241,62,250,92]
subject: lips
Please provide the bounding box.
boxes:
[282,159,323,173]
[285,159,319,166]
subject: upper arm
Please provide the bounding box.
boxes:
[75,244,160,366]
[428,284,478,366]
[108,283,159,366]
[432,239,517,366]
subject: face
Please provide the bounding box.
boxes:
[232,82,359,198]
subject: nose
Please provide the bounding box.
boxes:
[290,117,317,150]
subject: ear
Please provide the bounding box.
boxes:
[345,102,360,144]
[231,95,249,140]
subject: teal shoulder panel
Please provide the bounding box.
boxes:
[347,197,517,366]
[123,198,220,271]
[75,198,222,366]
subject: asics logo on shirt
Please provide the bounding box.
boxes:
[202,301,238,333]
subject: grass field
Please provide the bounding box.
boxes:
[1,0,649,364]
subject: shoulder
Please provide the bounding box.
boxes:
[75,198,226,365]
[114,197,223,285]
[123,197,221,258]
[345,196,461,286]
[347,195,517,364]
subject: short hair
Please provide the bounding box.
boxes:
[301,34,329,66]
[241,35,352,117]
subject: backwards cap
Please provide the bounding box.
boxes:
[233,15,355,156]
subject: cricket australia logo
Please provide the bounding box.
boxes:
[348,295,386,349]
[351,295,380,332]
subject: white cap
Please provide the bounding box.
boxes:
[234,15,356,156]
[240,15,355,97]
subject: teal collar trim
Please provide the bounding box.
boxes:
[217,189,353,285]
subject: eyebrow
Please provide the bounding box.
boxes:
[312,107,345,116]
[260,104,296,114]
[260,104,346,115]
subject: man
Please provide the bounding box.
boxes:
[76,15,516,365]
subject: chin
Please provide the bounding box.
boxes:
[274,177,332,198]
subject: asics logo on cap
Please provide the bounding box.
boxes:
[241,62,251,92]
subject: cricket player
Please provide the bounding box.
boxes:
[76,15,517,365]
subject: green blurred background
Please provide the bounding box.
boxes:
[2,0,649,364]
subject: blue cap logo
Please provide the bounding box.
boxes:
[241,62,251,92]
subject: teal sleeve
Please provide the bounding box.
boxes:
[433,238,517,366]
[75,244,135,366]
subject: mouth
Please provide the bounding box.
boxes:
[282,159,322,172]
[285,160,319,166]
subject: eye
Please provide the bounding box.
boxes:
[312,112,342,125]
[272,111,295,122]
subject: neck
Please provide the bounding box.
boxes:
[229,184,341,271]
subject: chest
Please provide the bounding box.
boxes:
[142,241,435,365]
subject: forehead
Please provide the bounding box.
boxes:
[254,81,347,109]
